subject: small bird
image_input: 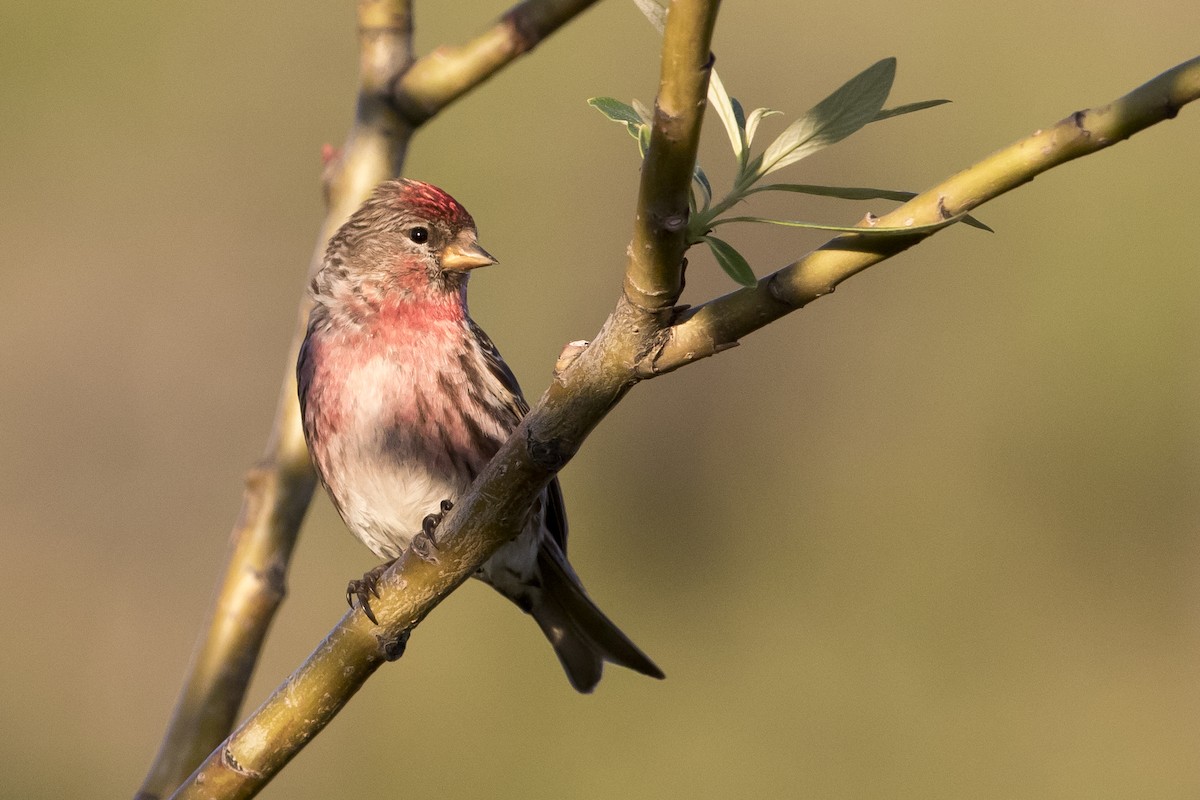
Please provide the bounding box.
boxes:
[297,178,663,692]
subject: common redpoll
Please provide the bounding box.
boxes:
[297,179,663,692]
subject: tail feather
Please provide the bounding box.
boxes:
[531,541,664,693]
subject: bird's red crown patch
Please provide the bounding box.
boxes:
[384,179,475,230]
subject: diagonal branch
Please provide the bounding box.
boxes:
[640,55,1200,375]
[393,0,604,125]
[137,1,603,799]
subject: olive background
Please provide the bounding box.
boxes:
[2,1,1198,797]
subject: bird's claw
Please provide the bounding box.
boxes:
[346,558,396,625]
[413,499,453,563]
[419,499,454,547]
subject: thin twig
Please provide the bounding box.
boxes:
[393,0,604,125]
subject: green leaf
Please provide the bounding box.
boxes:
[712,213,970,236]
[638,123,651,158]
[632,0,666,33]
[958,215,994,233]
[873,98,950,122]
[693,165,713,209]
[753,183,919,202]
[759,58,897,176]
[588,97,643,126]
[703,235,757,287]
[731,97,748,150]
[587,97,648,144]
[707,68,743,158]
[744,107,782,146]
[632,98,653,125]
[751,183,993,231]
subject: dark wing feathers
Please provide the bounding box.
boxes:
[468,319,569,553]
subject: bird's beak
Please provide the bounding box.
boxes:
[440,232,498,272]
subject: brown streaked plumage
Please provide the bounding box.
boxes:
[297,179,663,692]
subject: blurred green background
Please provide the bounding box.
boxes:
[2,1,1198,797]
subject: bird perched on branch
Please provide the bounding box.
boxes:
[297,178,663,692]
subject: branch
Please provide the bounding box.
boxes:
[163,3,723,799]
[393,0,603,125]
[640,54,1200,375]
[623,0,719,311]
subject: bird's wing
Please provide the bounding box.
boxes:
[468,318,570,553]
[468,318,529,415]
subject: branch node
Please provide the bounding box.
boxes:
[222,746,262,779]
[661,212,688,233]
[936,196,952,221]
[502,7,539,55]
[376,628,411,662]
[554,340,590,376]
[526,429,571,472]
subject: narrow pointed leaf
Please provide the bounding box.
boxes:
[632,98,653,125]
[753,183,918,201]
[632,0,666,33]
[731,97,748,151]
[624,121,643,141]
[707,68,743,157]
[873,98,951,122]
[693,165,713,209]
[760,58,897,176]
[751,183,993,231]
[588,97,643,126]
[704,235,757,286]
[638,123,652,158]
[712,213,971,236]
[745,107,782,145]
[959,215,994,232]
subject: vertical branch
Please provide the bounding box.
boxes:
[623,0,721,313]
[133,3,414,799]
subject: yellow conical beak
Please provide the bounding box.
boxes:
[441,232,498,272]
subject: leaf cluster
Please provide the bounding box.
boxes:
[590,2,987,286]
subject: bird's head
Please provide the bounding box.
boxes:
[314,179,497,317]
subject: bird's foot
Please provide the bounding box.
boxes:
[420,499,455,547]
[346,558,397,625]
[412,499,454,562]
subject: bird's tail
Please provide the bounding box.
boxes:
[530,540,664,693]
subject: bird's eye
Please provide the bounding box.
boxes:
[408,226,429,244]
